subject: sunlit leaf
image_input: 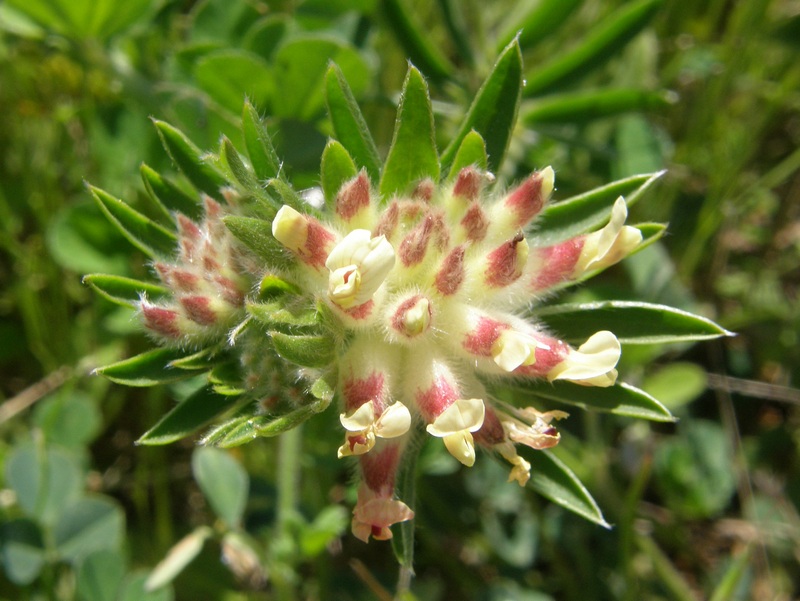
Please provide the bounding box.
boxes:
[447,130,488,179]
[380,66,439,198]
[320,140,358,206]
[194,49,273,115]
[153,120,228,197]
[95,348,204,386]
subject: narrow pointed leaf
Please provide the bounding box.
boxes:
[497,0,583,52]
[320,140,358,206]
[534,171,664,245]
[380,66,439,198]
[267,178,306,213]
[524,450,609,527]
[324,64,381,181]
[242,101,282,181]
[524,88,675,124]
[447,130,488,179]
[140,164,203,221]
[95,348,204,386]
[270,332,334,368]
[440,39,522,175]
[437,0,474,66]
[168,347,227,371]
[137,387,240,445]
[258,274,302,300]
[524,0,663,97]
[90,186,177,258]
[507,380,674,422]
[247,301,320,334]
[83,274,168,307]
[153,120,228,197]
[223,215,292,268]
[220,136,257,190]
[709,547,753,601]
[380,0,454,82]
[534,301,733,344]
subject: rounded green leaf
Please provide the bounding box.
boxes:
[447,130,488,179]
[54,495,125,563]
[120,570,174,601]
[76,550,126,601]
[0,519,45,585]
[380,66,439,198]
[534,300,733,344]
[33,391,102,448]
[194,49,273,115]
[321,140,358,207]
[192,447,248,528]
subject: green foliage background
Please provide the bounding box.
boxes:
[1,0,798,599]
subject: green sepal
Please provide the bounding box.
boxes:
[242,101,282,182]
[89,186,178,258]
[247,301,321,335]
[201,398,330,448]
[447,130,489,180]
[524,88,675,124]
[140,163,203,221]
[95,348,206,386]
[309,371,337,402]
[208,361,246,396]
[168,346,228,371]
[324,64,381,182]
[83,274,169,307]
[534,300,733,345]
[258,274,302,300]
[267,178,307,214]
[523,0,663,97]
[524,450,610,527]
[534,170,665,245]
[440,38,523,175]
[137,386,240,445]
[223,215,292,269]
[153,119,228,197]
[380,0,455,82]
[505,380,674,422]
[270,332,335,368]
[497,0,583,52]
[220,136,257,190]
[320,140,358,207]
[380,65,440,198]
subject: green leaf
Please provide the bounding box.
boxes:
[272,36,369,121]
[120,571,174,601]
[391,431,421,568]
[525,450,609,527]
[534,301,733,344]
[270,332,335,368]
[320,140,358,207]
[54,496,125,563]
[242,101,282,182]
[242,15,288,59]
[523,88,675,124]
[258,273,302,300]
[441,38,523,175]
[247,301,320,335]
[223,215,292,268]
[497,0,583,52]
[33,391,102,448]
[324,63,381,181]
[194,49,273,115]
[309,372,337,402]
[153,120,228,198]
[89,186,178,258]
[76,550,126,601]
[192,447,248,528]
[96,348,204,386]
[0,519,45,585]
[709,547,753,601]
[534,170,664,245]
[642,363,708,411]
[83,274,168,307]
[144,527,212,592]
[5,0,152,39]
[380,66,439,198]
[5,443,83,527]
[447,130,488,179]
[220,136,257,190]
[137,387,240,445]
[140,164,203,221]
[524,0,663,97]
[381,0,455,81]
[202,400,329,447]
[505,380,674,422]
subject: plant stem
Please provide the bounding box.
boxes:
[272,426,302,601]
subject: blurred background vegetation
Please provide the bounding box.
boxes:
[0,0,798,599]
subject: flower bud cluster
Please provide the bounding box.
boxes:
[140,196,250,343]
[268,166,642,541]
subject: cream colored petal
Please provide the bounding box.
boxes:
[337,430,376,458]
[375,402,412,439]
[339,402,376,431]
[425,398,485,437]
[271,205,306,251]
[491,330,539,371]
[576,197,642,274]
[443,431,477,467]
[547,331,620,387]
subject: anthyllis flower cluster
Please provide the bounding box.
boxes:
[136,164,640,543]
[126,156,643,542]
